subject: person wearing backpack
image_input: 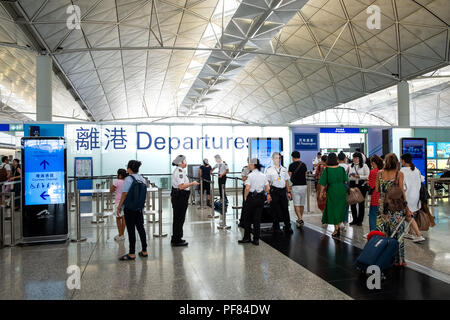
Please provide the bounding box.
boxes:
[116,160,148,261]
[171,155,199,247]
[288,151,307,229]
[375,153,411,267]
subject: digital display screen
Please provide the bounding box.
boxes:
[427,143,436,158]
[401,138,426,179]
[249,138,283,170]
[437,159,449,170]
[436,142,450,158]
[427,159,436,169]
[24,139,66,205]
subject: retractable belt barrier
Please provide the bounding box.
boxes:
[217,184,231,230]
[70,183,165,242]
[429,177,450,207]
[0,181,22,247]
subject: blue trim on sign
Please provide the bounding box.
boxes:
[0,124,10,131]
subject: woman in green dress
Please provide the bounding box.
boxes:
[319,153,349,238]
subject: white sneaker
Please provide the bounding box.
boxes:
[114,235,125,241]
[412,236,426,243]
[404,234,415,240]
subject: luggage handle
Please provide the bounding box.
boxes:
[389,217,412,242]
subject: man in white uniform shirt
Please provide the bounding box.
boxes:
[212,154,229,201]
[265,152,293,235]
[238,158,271,245]
[171,155,199,247]
[239,158,250,227]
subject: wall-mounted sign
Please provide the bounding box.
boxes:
[320,128,366,134]
[0,124,9,131]
[294,134,318,150]
[10,123,23,131]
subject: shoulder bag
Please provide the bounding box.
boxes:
[318,167,328,211]
[347,167,364,205]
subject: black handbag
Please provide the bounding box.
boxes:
[419,182,430,202]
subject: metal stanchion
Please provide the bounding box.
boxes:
[91,183,104,224]
[233,178,240,220]
[217,184,230,230]
[68,179,73,212]
[306,180,311,213]
[208,175,218,218]
[153,188,167,238]
[145,180,151,212]
[9,191,15,246]
[71,184,87,242]
[430,179,435,207]
[198,178,204,209]
[0,203,4,248]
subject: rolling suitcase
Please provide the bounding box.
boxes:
[355,217,411,273]
[214,197,228,213]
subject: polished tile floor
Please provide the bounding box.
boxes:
[1,188,449,300]
[0,202,352,300]
[297,191,450,276]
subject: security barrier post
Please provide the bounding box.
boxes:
[234,178,239,220]
[198,178,204,209]
[306,179,311,213]
[71,182,87,242]
[9,191,15,246]
[91,183,104,224]
[208,175,218,218]
[0,202,4,248]
[217,184,230,230]
[153,188,167,238]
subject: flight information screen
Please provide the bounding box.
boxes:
[401,138,427,179]
[24,139,66,205]
[249,138,283,170]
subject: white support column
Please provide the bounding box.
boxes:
[36,54,52,121]
[397,80,410,127]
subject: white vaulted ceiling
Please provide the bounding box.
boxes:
[0,0,449,125]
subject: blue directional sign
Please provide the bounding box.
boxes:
[24,139,65,205]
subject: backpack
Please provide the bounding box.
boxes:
[0,164,8,182]
[384,171,407,213]
[123,175,147,211]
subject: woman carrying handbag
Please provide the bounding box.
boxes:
[348,152,370,226]
[319,153,349,238]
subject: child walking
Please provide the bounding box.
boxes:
[111,169,127,241]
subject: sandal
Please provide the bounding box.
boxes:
[119,254,136,261]
[138,251,148,258]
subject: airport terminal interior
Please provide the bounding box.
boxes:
[0,0,450,303]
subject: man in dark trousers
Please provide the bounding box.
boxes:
[171,155,199,247]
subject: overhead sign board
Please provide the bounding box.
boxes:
[320,128,367,134]
[294,134,318,150]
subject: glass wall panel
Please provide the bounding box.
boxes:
[66,124,102,176]
[101,124,137,175]
[262,126,291,167]
[136,125,171,188]
[170,125,203,165]
[233,126,261,173]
